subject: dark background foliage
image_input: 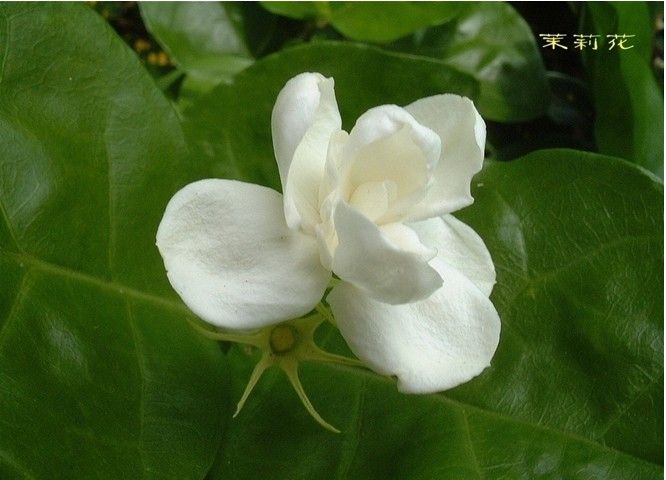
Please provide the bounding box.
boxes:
[0,2,663,479]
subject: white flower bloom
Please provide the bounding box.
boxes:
[157,72,500,395]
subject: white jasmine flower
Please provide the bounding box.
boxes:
[157,72,500,426]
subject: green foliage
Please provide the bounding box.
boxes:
[203,147,666,480]
[140,2,253,83]
[0,4,229,478]
[0,2,662,479]
[390,2,551,122]
[581,2,664,176]
[262,1,463,42]
[183,41,478,191]
[457,150,663,465]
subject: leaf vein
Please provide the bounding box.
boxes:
[461,409,484,480]
[596,376,661,439]
[125,300,147,479]
[0,250,190,315]
[335,376,366,480]
[322,364,661,469]
[0,450,37,480]
[0,199,23,254]
[504,233,659,315]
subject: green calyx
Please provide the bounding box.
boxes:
[186,303,363,433]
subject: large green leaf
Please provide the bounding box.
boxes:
[259,1,322,21]
[139,2,253,83]
[0,4,662,479]
[0,4,229,478]
[183,41,479,191]
[183,47,662,473]
[327,2,463,43]
[261,1,463,43]
[202,151,662,479]
[581,2,664,176]
[390,2,551,122]
[455,150,663,465]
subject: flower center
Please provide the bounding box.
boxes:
[269,324,299,354]
[348,180,397,222]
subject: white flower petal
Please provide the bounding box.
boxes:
[405,94,486,220]
[338,105,442,223]
[156,179,330,330]
[331,200,442,304]
[271,72,342,231]
[379,223,436,261]
[409,215,496,296]
[348,180,394,222]
[343,105,441,170]
[328,258,500,393]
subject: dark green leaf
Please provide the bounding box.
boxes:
[456,150,664,465]
[140,2,253,82]
[204,343,662,479]
[484,73,595,161]
[0,4,661,478]
[581,2,664,176]
[0,4,229,478]
[259,1,322,20]
[390,2,551,122]
[329,2,463,43]
[235,2,311,58]
[204,149,662,478]
[183,41,479,191]
[261,1,463,43]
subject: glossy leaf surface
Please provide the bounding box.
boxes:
[582,2,664,176]
[390,2,551,122]
[0,4,229,478]
[201,151,662,479]
[328,2,462,43]
[456,150,663,465]
[183,41,479,191]
[140,2,253,82]
[0,3,662,479]
[261,1,463,42]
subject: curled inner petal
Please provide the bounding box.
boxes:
[405,94,486,220]
[333,106,442,225]
[348,180,397,222]
[272,72,342,233]
[331,200,442,304]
